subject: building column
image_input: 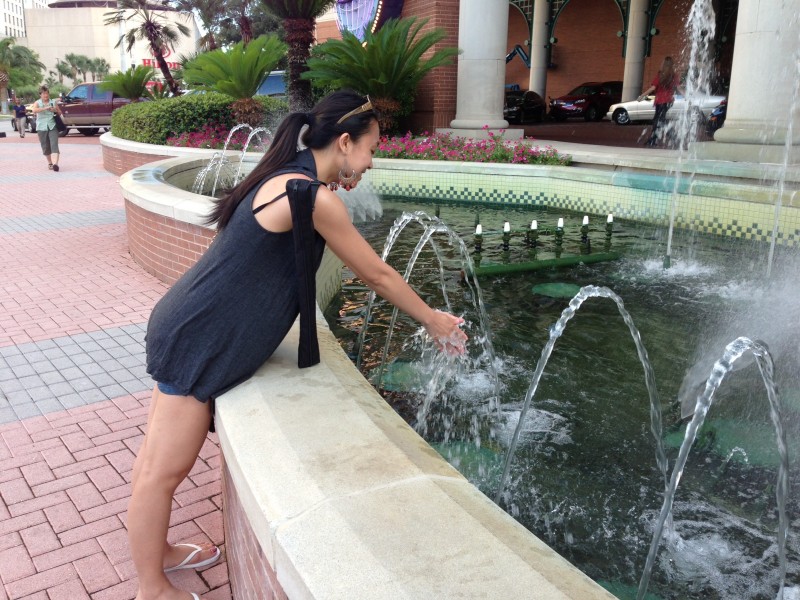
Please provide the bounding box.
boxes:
[528,0,549,99]
[696,0,800,163]
[621,0,649,102]
[445,0,520,138]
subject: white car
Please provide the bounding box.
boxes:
[605,93,726,125]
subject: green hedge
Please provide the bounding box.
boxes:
[110,92,288,145]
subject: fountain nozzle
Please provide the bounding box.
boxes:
[580,216,590,254]
[526,219,538,247]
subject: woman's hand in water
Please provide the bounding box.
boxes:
[424,310,468,356]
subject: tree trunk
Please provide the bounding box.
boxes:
[208,32,217,50]
[284,17,315,112]
[372,96,401,135]
[0,71,9,114]
[151,43,180,96]
[239,16,253,45]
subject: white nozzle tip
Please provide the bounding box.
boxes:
[503,221,511,232]
[557,217,564,228]
[582,216,589,225]
[475,224,482,235]
[531,220,537,230]
[607,213,613,223]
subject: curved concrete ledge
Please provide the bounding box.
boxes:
[101,131,252,176]
[216,309,616,600]
[105,132,800,246]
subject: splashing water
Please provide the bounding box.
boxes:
[664,0,717,267]
[637,337,790,600]
[355,211,502,441]
[233,127,272,186]
[494,286,668,508]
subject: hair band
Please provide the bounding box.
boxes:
[336,96,373,125]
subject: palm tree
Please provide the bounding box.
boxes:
[173,0,224,50]
[260,0,335,110]
[63,53,83,83]
[54,59,72,85]
[90,57,112,82]
[0,37,45,113]
[217,4,282,48]
[99,65,155,101]
[74,55,93,82]
[104,0,190,96]
[182,34,286,125]
[303,17,458,131]
[220,0,259,46]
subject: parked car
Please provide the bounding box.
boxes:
[705,99,727,134]
[605,93,726,125]
[10,101,36,134]
[549,81,622,121]
[57,82,135,137]
[504,89,546,124]
[256,70,286,100]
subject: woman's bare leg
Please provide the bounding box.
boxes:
[128,389,211,600]
[131,389,218,572]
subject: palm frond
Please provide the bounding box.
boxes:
[303,17,457,113]
[182,34,287,99]
[98,65,154,100]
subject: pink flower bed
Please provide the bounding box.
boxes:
[376,130,571,165]
[166,124,268,151]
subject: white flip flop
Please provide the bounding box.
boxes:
[164,543,221,573]
[190,594,200,600]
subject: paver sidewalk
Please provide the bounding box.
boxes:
[0,128,231,600]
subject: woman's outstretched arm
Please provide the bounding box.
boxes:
[313,188,467,354]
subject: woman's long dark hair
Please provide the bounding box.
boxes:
[658,56,675,89]
[207,90,377,229]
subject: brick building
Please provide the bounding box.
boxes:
[316,0,738,134]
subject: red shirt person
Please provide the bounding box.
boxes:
[638,57,685,147]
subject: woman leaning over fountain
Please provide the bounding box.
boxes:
[129,89,468,600]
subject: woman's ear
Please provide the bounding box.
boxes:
[337,132,352,154]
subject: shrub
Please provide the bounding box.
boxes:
[375,130,572,166]
[99,65,154,101]
[110,92,287,145]
[303,17,458,134]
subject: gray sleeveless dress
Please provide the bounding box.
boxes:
[145,150,327,406]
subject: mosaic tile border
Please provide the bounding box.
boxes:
[367,164,800,247]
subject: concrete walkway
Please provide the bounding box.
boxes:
[0,122,231,599]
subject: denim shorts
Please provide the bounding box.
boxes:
[156,381,186,396]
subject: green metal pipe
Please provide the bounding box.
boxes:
[468,252,621,277]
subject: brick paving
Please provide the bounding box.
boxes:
[0,122,231,599]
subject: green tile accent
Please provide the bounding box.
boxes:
[367,162,800,247]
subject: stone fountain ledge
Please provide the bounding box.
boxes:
[103,131,799,216]
[118,156,616,599]
[218,313,616,599]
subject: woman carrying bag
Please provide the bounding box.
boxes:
[31,85,64,171]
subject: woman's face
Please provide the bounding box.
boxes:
[346,119,380,182]
[40,90,50,102]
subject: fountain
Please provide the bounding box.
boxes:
[328,199,799,599]
[121,2,799,593]
[190,124,272,197]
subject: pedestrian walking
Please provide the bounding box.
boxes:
[639,56,684,147]
[10,94,28,138]
[31,85,63,171]
[128,89,468,600]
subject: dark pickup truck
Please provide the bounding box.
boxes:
[57,82,133,137]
